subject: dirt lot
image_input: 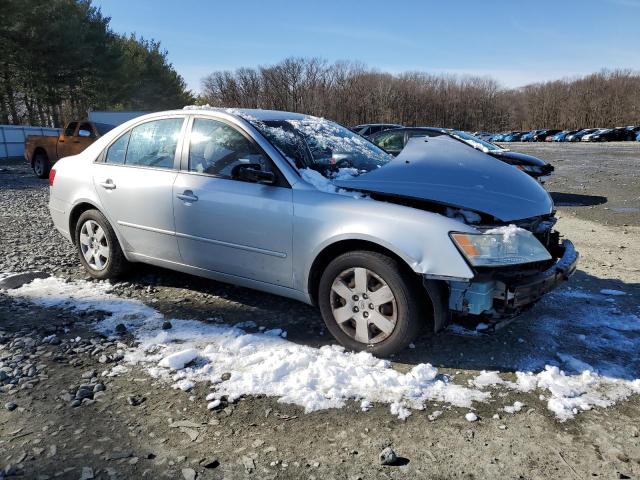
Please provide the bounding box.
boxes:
[1,143,639,480]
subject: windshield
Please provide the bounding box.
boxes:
[448,130,503,152]
[250,117,393,177]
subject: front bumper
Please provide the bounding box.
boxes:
[447,240,579,317]
[493,240,578,313]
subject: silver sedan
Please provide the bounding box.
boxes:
[48,108,578,355]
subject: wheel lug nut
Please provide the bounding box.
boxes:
[362,293,368,299]
[352,306,359,313]
[369,303,374,310]
[352,295,359,301]
[363,311,369,318]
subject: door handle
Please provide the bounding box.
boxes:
[99,179,116,190]
[176,190,198,202]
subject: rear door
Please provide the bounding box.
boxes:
[92,116,186,262]
[172,116,294,287]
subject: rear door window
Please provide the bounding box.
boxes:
[105,131,130,165]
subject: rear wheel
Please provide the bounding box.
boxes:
[318,250,425,356]
[74,209,128,279]
[32,152,50,179]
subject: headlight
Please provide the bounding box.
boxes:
[450,228,551,267]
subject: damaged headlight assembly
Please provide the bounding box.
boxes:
[450,227,552,267]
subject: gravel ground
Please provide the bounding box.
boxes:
[1,146,639,480]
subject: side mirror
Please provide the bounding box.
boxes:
[232,163,276,185]
[78,129,92,138]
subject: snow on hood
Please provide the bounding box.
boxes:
[334,136,554,222]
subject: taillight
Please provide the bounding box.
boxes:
[49,168,56,187]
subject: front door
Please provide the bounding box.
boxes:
[173,117,294,287]
[92,117,186,262]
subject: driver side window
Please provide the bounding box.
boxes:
[188,118,272,178]
[125,118,184,169]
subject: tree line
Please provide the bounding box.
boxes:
[2,1,638,132]
[0,0,193,127]
[201,58,640,131]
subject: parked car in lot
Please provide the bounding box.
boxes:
[48,108,577,355]
[637,131,640,142]
[502,131,526,142]
[368,127,554,181]
[25,120,114,178]
[351,123,403,137]
[553,129,581,141]
[565,128,598,142]
[581,128,630,142]
[532,129,562,142]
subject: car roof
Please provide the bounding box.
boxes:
[182,106,310,121]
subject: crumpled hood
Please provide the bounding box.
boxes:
[335,136,554,222]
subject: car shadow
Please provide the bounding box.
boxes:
[549,192,607,207]
[121,265,639,382]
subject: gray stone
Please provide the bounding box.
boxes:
[115,324,127,334]
[181,468,196,480]
[162,321,172,330]
[4,401,17,411]
[79,467,94,480]
[93,383,105,393]
[379,446,397,466]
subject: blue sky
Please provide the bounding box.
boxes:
[94,0,640,93]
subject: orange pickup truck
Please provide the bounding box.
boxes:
[24,120,113,178]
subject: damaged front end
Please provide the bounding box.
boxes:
[442,214,578,330]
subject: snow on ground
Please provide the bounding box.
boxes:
[5,276,640,421]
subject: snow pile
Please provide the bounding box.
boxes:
[445,207,482,224]
[299,168,364,198]
[484,224,526,241]
[6,276,640,421]
[7,277,487,418]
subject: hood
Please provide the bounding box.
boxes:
[488,149,549,167]
[334,136,554,222]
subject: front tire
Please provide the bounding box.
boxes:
[318,251,424,356]
[32,152,50,179]
[74,209,128,279]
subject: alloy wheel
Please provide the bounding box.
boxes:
[330,267,398,344]
[79,220,110,270]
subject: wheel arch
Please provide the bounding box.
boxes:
[31,147,49,165]
[68,201,102,244]
[307,238,421,307]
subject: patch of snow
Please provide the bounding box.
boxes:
[299,168,364,198]
[7,277,489,419]
[159,348,200,370]
[484,224,526,241]
[447,324,484,337]
[8,276,640,422]
[470,371,506,389]
[503,401,524,414]
[465,412,478,422]
[445,207,482,224]
[600,289,626,296]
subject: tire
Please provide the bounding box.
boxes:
[32,152,50,179]
[74,209,128,280]
[318,250,425,356]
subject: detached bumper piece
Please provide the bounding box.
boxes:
[494,240,578,312]
[447,240,578,318]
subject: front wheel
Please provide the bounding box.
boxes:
[74,209,128,279]
[32,152,50,179]
[318,251,425,356]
